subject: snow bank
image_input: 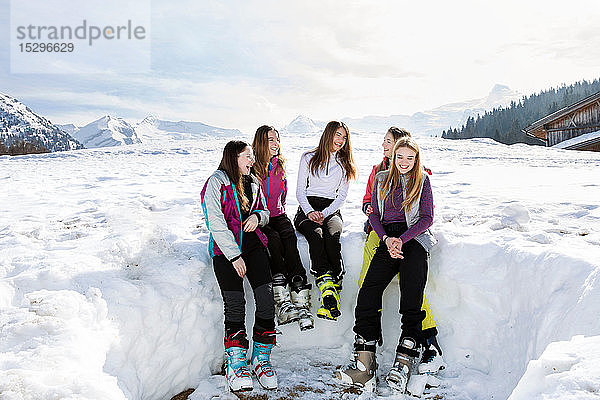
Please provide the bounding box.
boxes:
[508,335,600,400]
[0,289,125,400]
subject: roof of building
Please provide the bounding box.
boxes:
[553,129,600,150]
[523,91,600,137]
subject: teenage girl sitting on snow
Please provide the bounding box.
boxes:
[252,125,314,331]
[335,136,437,394]
[294,121,357,321]
[359,127,444,374]
[200,140,277,392]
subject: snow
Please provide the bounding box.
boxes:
[135,116,242,142]
[0,92,83,152]
[283,115,323,134]
[1,134,599,400]
[0,92,49,131]
[508,335,600,400]
[553,130,600,149]
[72,116,141,148]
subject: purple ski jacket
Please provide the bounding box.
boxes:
[260,156,287,218]
[201,170,270,260]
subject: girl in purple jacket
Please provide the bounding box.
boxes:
[201,140,277,392]
[252,125,314,331]
[334,137,437,394]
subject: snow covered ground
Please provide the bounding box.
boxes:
[1,133,599,400]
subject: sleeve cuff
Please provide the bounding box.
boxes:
[362,202,370,214]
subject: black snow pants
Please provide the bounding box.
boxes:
[294,196,344,281]
[353,222,428,347]
[212,231,275,343]
[261,213,308,286]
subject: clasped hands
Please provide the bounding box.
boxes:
[307,210,325,225]
[384,236,404,259]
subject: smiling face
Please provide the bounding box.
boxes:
[237,146,255,175]
[267,129,280,157]
[382,131,395,159]
[331,127,348,153]
[395,146,417,175]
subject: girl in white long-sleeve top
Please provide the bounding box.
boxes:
[294,121,356,321]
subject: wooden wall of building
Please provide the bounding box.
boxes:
[546,101,600,146]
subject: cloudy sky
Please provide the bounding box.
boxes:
[1,0,599,133]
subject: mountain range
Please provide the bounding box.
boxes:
[62,116,142,148]
[2,84,521,152]
[0,93,83,152]
[283,84,523,136]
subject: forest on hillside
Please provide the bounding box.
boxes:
[442,79,600,145]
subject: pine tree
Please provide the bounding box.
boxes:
[8,140,49,155]
[444,78,600,145]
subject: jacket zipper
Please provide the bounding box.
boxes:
[231,184,243,250]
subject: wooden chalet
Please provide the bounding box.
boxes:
[523,91,600,151]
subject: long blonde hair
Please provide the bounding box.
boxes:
[308,121,357,181]
[380,137,423,211]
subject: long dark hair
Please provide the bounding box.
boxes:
[252,125,286,180]
[308,121,357,181]
[218,140,250,212]
[376,126,412,173]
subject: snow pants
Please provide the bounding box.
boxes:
[354,222,428,346]
[294,196,344,281]
[212,245,275,342]
[261,213,308,286]
[359,229,438,338]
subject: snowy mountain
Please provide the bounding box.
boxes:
[70,116,141,148]
[135,115,242,142]
[57,123,78,136]
[1,134,599,400]
[340,84,523,136]
[0,92,83,152]
[283,115,324,134]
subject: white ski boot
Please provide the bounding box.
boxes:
[290,277,314,331]
[250,337,278,390]
[224,346,253,392]
[272,274,299,325]
[386,337,422,394]
[333,335,377,393]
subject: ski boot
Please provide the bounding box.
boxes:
[316,273,341,320]
[333,335,377,393]
[272,273,299,325]
[250,330,278,390]
[290,275,314,331]
[224,331,253,392]
[333,275,343,294]
[418,336,446,374]
[386,337,422,394]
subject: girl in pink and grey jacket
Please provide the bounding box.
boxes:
[252,125,313,331]
[200,140,277,391]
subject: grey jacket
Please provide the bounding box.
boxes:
[374,170,437,252]
[201,170,270,260]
